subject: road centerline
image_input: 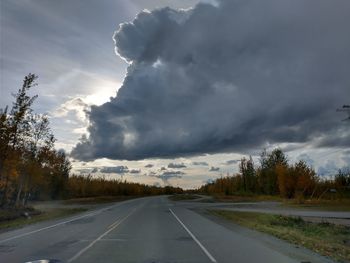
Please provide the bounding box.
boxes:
[169,208,217,263]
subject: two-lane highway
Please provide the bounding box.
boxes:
[0,196,333,263]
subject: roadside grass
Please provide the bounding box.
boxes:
[0,207,87,231]
[210,194,282,203]
[202,194,350,212]
[169,194,202,201]
[283,199,350,212]
[210,210,350,262]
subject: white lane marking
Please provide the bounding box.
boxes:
[0,211,98,244]
[169,208,217,263]
[107,219,120,229]
[67,206,140,262]
[0,199,138,244]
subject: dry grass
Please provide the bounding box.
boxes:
[210,194,282,203]
[283,199,350,212]
[0,207,87,231]
[169,194,202,201]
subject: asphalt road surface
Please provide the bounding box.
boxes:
[0,196,334,263]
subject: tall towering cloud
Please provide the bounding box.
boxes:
[72,0,350,161]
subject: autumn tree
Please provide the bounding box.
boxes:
[0,74,38,206]
[258,148,288,195]
[0,74,72,207]
[239,156,256,192]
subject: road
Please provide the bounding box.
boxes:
[180,200,350,226]
[0,196,333,263]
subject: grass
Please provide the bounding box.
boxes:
[210,210,350,262]
[210,194,282,203]
[0,207,87,231]
[283,199,350,212]
[169,194,202,201]
[0,195,138,232]
[63,195,137,205]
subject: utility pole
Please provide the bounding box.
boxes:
[336,105,350,121]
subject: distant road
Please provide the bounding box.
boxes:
[0,196,333,263]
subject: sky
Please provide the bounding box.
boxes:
[1,0,349,189]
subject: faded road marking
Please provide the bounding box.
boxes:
[169,208,217,263]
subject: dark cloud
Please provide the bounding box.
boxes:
[192,161,209,166]
[156,171,184,184]
[224,159,239,165]
[100,166,129,174]
[129,169,141,174]
[209,166,220,172]
[160,167,167,171]
[168,162,186,169]
[147,170,184,184]
[72,0,350,161]
[145,164,154,168]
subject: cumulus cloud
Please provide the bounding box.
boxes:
[72,0,350,161]
[168,162,187,169]
[192,161,209,166]
[317,161,338,176]
[224,160,239,165]
[155,170,184,184]
[100,166,129,174]
[209,166,220,172]
[52,97,88,122]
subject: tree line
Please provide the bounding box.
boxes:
[67,175,182,198]
[199,149,350,200]
[0,74,182,209]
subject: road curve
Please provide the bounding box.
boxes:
[0,196,333,263]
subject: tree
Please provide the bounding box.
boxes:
[0,74,38,206]
[0,74,72,207]
[258,148,288,195]
[239,156,256,192]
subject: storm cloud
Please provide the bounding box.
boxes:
[72,0,350,161]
